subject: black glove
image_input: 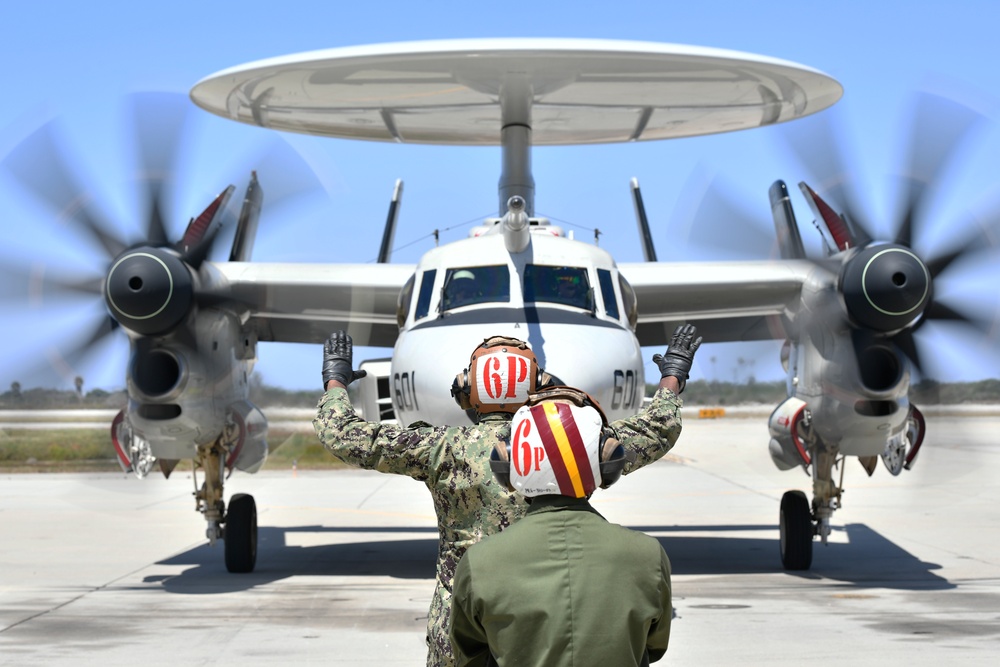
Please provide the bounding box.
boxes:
[322,331,367,388]
[652,324,702,393]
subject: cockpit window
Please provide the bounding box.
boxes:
[414,269,436,320]
[397,273,415,328]
[597,268,619,320]
[619,273,638,329]
[524,265,592,310]
[441,265,510,311]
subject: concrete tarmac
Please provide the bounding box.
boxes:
[1,415,999,665]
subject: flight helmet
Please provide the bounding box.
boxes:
[490,386,626,498]
[451,336,552,421]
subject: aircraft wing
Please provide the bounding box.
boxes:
[619,260,816,346]
[212,262,415,347]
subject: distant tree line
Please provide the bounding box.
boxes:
[4,377,1000,410]
[0,379,319,410]
[648,378,1000,405]
[1,384,127,409]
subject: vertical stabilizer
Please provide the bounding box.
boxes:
[768,180,807,259]
[229,172,262,262]
[377,179,404,263]
[630,178,658,262]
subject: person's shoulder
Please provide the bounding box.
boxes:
[465,513,532,558]
[443,418,511,453]
[460,533,506,574]
[476,413,513,429]
[602,521,666,556]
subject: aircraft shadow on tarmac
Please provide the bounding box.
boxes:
[148,522,951,595]
[150,525,439,594]
[639,523,953,591]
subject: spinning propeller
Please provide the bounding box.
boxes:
[678,91,1000,381]
[0,91,328,388]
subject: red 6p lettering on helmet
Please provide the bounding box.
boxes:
[490,386,625,498]
[452,336,543,416]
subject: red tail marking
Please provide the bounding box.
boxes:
[801,183,853,251]
[181,191,227,251]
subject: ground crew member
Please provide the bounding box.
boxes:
[449,386,672,666]
[313,325,700,667]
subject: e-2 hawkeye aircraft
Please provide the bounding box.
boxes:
[5,39,997,573]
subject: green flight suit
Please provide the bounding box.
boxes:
[313,386,682,667]
[450,495,671,666]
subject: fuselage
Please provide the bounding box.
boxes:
[391,223,645,425]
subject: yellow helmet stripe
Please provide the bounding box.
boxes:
[541,401,586,498]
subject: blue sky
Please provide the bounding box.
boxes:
[2,0,999,390]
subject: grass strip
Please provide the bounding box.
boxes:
[0,428,349,473]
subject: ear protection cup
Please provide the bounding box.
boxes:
[451,370,472,410]
[598,437,626,489]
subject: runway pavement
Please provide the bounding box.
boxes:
[1,414,999,665]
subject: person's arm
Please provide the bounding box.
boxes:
[645,546,672,662]
[612,324,701,474]
[657,376,680,395]
[450,556,493,667]
[313,332,441,478]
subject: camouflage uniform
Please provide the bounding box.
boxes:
[313,385,683,667]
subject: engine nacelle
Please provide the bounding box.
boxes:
[225,400,269,473]
[123,308,257,461]
[768,396,811,471]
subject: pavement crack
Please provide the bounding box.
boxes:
[0,560,163,634]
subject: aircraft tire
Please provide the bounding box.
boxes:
[225,493,257,573]
[779,490,813,570]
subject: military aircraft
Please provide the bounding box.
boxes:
[2,39,996,573]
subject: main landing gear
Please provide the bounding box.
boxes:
[777,405,925,571]
[779,414,844,571]
[194,436,257,573]
[779,490,814,570]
